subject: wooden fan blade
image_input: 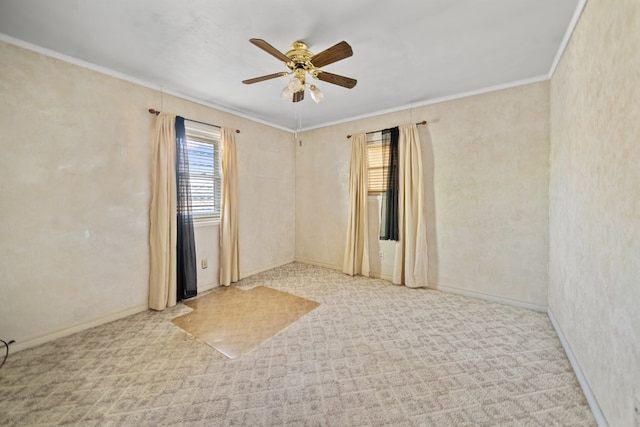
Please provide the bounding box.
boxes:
[242,72,288,84]
[316,71,357,89]
[292,90,304,103]
[310,41,353,68]
[250,38,291,63]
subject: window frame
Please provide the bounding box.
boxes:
[184,120,222,224]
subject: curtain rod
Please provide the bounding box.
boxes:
[148,109,240,134]
[346,120,427,139]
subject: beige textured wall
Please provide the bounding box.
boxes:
[367,196,397,280]
[549,0,640,425]
[296,81,550,307]
[0,41,295,350]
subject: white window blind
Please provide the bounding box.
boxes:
[185,121,222,219]
[367,131,388,194]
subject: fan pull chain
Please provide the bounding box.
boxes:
[293,102,302,139]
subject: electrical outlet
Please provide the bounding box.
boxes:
[379,251,384,259]
[201,259,208,269]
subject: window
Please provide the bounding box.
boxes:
[366,131,388,194]
[184,121,222,220]
[366,128,399,240]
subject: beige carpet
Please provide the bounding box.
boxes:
[0,263,596,426]
[172,286,319,358]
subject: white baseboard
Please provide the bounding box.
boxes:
[368,271,394,282]
[11,304,148,354]
[198,282,219,293]
[294,259,547,312]
[294,257,342,272]
[241,257,296,279]
[296,258,393,279]
[431,284,547,312]
[547,308,608,427]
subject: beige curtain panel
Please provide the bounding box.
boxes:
[149,113,178,310]
[393,124,429,288]
[343,133,370,277]
[219,127,240,286]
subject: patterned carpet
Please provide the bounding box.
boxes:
[0,263,595,426]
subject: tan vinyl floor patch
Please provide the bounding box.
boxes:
[171,285,319,359]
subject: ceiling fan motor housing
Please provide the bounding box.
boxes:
[286,41,314,73]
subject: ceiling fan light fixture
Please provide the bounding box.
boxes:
[309,85,324,103]
[288,76,303,92]
[281,86,293,100]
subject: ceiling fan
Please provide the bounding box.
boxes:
[242,38,357,103]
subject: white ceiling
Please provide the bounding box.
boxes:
[0,0,581,131]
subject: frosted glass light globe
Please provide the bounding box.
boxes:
[288,77,303,92]
[309,85,324,103]
[281,86,293,100]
